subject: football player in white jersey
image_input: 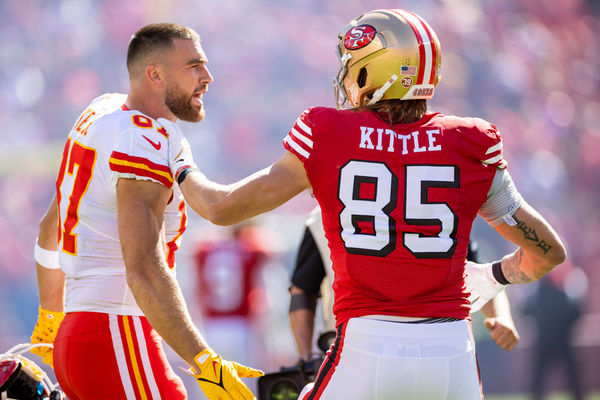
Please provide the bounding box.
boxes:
[31,23,262,400]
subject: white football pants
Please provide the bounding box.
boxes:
[300,316,482,400]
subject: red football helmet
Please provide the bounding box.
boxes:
[0,344,63,400]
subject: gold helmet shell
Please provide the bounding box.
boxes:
[334,9,442,108]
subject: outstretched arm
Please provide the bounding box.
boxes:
[179,151,310,225]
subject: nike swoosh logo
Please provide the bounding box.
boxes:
[142,135,161,150]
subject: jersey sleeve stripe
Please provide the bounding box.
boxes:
[295,117,312,136]
[485,142,503,155]
[284,136,309,160]
[482,154,507,169]
[482,154,503,165]
[110,151,171,173]
[109,151,173,188]
[291,127,314,148]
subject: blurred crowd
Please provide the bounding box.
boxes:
[0,0,598,396]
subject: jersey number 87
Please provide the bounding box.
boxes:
[56,138,97,255]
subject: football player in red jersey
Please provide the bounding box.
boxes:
[288,206,519,368]
[32,23,262,400]
[169,9,565,400]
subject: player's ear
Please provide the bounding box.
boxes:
[145,64,164,88]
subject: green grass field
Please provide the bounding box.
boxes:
[487,393,600,400]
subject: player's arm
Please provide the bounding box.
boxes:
[289,285,319,361]
[36,195,65,311]
[288,225,326,361]
[179,151,310,226]
[480,291,520,351]
[466,169,566,311]
[493,202,566,283]
[117,178,209,366]
[31,195,66,367]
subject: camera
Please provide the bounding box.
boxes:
[257,331,336,400]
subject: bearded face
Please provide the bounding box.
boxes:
[165,79,205,122]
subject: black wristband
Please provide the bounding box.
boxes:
[177,168,195,185]
[492,261,511,285]
[289,293,317,313]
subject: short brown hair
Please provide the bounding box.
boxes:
[126,23,200,77]
[364,99,428,126]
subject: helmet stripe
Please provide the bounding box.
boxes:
[406,10,438,85]
[389,9,435,85]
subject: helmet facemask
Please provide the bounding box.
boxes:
[333,47,352,109]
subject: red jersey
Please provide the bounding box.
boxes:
[194,231,266,318]
[283,107,506,324]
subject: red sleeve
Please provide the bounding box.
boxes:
[282,108,315,162]
[459,118,507,170]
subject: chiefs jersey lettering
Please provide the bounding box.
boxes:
[283,107,507,324]
[55,93,186,315]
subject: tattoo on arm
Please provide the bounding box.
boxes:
[502,249,533,284]
[513,215,552,254]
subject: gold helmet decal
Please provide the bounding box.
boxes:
[334,9,442,109]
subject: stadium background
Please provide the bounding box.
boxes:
[0,0,598,398]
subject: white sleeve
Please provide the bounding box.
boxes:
[108,115,173,188]
[478,168,524,226]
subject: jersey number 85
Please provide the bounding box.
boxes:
[338,160,459,259]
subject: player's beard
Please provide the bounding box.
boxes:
[165,80,205,122]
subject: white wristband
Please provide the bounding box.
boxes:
[34,239,61,270]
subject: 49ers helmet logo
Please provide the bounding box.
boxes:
[344,25,376,50]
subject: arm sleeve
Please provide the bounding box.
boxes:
[290,227,327,295]
[108,116,173,188]
[478,168,524,226]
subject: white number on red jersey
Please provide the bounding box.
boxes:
[338,161,458,258]
[403,165,459,258]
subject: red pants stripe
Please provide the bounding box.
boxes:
[54,312,186,400]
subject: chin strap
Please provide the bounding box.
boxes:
[367,74,399,106]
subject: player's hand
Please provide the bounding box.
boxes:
[193,348,264,400]
[30,307,65,368]
[465,261,505,313]
[484,317,520,351]
[158,118,198,183]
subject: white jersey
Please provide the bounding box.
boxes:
[56,93,187,315]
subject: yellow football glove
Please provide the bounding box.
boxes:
[30,307,65,368]
[193,348,264,400]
